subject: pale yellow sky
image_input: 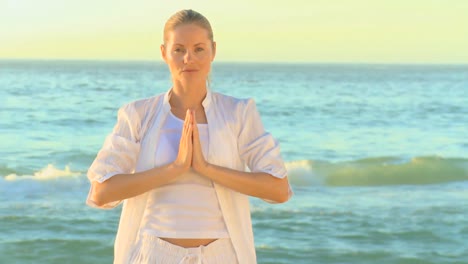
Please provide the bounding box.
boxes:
[1,0,467,63]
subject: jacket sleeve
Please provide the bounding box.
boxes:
[86,103,141,209]
[237,98,293,203]
[238,98,287,178]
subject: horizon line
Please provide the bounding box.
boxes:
[1,58,468,66]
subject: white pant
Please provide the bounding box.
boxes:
[129,233,238,264]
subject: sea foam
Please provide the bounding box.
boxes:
[4,164,81,181]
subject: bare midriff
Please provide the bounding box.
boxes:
[159,237,218,248]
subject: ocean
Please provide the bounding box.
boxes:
[1,61,467,263]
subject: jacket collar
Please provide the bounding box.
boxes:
[162,88,213,114]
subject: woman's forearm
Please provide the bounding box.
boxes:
[90,163,185,207]
[198,163,291,203]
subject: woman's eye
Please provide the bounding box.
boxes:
[195,47,204,52]
[174,48,184,53]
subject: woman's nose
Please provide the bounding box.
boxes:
[183,50,193,64]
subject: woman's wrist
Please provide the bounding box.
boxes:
[193,161,211,177]
[167,162,188,177]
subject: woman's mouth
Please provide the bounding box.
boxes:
[182,69,198,73]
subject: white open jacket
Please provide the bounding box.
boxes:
[86,89,293,264]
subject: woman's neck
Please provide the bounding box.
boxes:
[170,83,207,110]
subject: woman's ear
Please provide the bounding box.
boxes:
[160,44,167,62]
[211,41,217,61]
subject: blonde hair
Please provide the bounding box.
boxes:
[163,9,214,45]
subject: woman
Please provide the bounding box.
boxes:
[86,9,293,264]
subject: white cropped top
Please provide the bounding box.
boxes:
[139,111,229,238]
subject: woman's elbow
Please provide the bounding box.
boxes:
[89,182,110,207]
[271,177,292,203]
[277,186,292,203]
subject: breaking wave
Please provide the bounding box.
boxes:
[286,156,468,186]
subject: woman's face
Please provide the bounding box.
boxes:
[161,23,216,87]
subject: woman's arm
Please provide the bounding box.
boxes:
[198,164,291,203]
[90,164,185,207]
[191,109,291,203]
[90,109,194,207]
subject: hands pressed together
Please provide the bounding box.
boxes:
[91,108,290,206]
[173,109,208,174]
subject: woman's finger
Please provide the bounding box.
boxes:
[174,109,193,169]
[192,110,198,136]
